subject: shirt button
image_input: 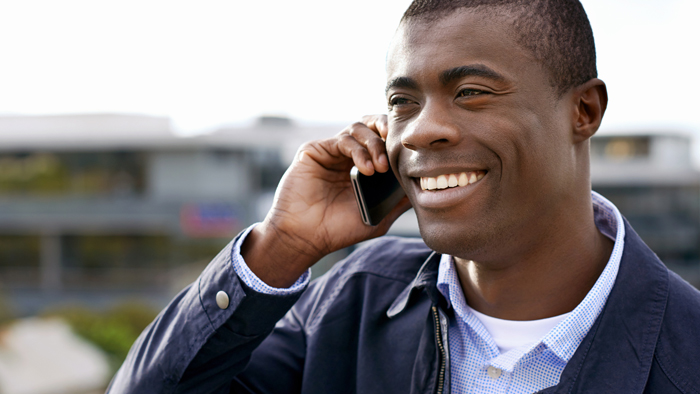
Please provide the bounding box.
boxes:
[487,366,502,379]
[216,291,230,309]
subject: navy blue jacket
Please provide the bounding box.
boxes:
[108,220,700,393]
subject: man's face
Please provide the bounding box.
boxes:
[385,10,578,263]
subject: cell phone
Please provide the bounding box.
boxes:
[350,166,405,226]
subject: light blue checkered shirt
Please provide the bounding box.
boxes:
[231,191,624,393]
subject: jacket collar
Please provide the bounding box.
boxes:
[542,219,669,393]
[387,251,440,318]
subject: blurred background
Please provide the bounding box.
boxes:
[0,0,698,392]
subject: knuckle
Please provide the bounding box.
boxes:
[305,138,328,149]
[295,142,317,161]
[347,122,366,136]
[354,150,371,161]
[369,138,386,150]
[298,139,329,155]
[336,135,361,156]
[350,143,366,154]
[336,126,351,137]
[338,133,355,144]
[296,141,314,155]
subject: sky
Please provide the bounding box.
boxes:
[0,0,698,140]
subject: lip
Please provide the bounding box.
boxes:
[409,171,488,210]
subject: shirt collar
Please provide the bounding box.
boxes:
[542,191,625,361]
[436,191,626,368]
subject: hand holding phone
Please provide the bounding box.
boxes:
[241,115,411,288]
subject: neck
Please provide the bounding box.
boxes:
[454,197,614,321]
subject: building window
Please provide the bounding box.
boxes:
[591,137,650,161]
[0,151,145,198]
[61,235,170,289]
[251,149,287,191]
[0,235,41,287]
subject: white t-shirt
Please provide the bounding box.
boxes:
[469,308,572,354]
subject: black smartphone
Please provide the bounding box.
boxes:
[350,166,405,226]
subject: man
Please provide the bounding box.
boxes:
[109,0,700,393]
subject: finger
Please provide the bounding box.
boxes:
[346,123,389,173]
[295,140,355,174]
[335,133,376,176]
[361,114,389,141]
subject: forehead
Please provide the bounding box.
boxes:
[387,10,542,88]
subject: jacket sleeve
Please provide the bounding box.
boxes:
[106,231,307,394]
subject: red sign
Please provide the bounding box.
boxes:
[180,203,242,237]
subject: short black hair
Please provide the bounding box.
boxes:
[401,0,597,96]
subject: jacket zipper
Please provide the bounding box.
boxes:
[431,306,446,394]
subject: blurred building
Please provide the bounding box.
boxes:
[0,114,698,316]
[0,114,344,314]
[591,133,700,286]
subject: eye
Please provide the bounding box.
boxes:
[389,97,412,106]
[457,88,486,98]
[388,96,417,111]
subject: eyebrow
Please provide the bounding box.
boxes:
[385,64,507,95]
[385,76,418,95]
[439,64,506,85]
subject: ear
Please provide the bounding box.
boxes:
[571,78,608,143]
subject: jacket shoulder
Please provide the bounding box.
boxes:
[291,236,432,333]
[333,236,432,281]
[654,269,700,393]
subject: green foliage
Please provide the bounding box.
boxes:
[43,301,158,371]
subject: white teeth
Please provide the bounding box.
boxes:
[437,175,448,189]
[458,173,469,187]
[420,171,485,191]
[448,174,458,187]
[427,177,438,190]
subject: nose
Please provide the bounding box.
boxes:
[400,102,461,151]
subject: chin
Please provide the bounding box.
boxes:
[417,218,492,261]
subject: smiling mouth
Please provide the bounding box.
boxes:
[418,171,486,191]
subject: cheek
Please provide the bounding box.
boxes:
[484,110,553,169]
[470,115,525,169]
[488,111,571,207]
[468,113,546,208]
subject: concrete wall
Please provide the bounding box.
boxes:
[147,150,251,202]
